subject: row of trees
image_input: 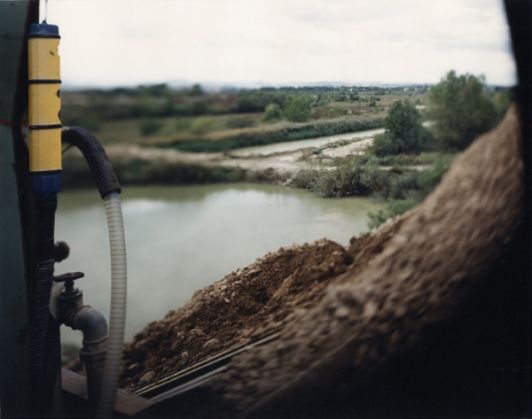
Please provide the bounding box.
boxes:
[373,70,510,156]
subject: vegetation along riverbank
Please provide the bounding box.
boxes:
[62,71,511,227]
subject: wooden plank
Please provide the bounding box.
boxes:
[62,368,153,416]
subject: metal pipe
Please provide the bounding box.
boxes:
[57,283,109,412]
[73,306,109,407]
[29,194,57,405]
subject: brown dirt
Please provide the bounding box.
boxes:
[121,212,407,390]
[215,105,524,415]
[121,239,367,389]
[120,106,524,417]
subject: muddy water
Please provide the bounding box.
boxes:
[56,184,381,346]
[230,127,385,157]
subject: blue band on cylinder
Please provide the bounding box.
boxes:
[32,173,62,196]
[29,23,60,38]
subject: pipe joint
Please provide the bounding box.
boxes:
[72,305,109,345]
[57,288,109,411]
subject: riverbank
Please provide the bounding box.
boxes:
[62,126,381,186]
[62,125,454,228]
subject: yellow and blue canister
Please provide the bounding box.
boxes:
[28,23,61,195]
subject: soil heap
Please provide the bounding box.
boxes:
[120,107,527,417]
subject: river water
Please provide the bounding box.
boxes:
[56,184,381,346]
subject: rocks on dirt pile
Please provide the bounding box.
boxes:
[121,239,355,389]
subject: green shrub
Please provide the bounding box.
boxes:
[174,118,191,132]
[293,155,392,198]
[417,155,452,195]
[291,169,318,190]
[262,103,283,121]
[225,115,256,129]
[389,172,420,199]
[284,96,312,122]
[139,118,163,136]
[190,117,216,135]
[368,198,418,229]
[62,112,101,132]
[373,132,400,156]
[367,155,453,228]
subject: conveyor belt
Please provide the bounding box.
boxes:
[134,329,280,403]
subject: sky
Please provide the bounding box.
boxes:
[42,0,517,88]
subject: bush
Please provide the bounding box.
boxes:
[262,103,283,121]
[174,118,191,132]
[190,117,216,135]
[368,198,418,229]
[225,115,256,129]
[62,111,101,132]
[291,169,319,190]
[389,172,421,199]
[417,155,452,195]
[373,132,399,156]
[139,118,163,136]
[293,155,392,198]
[367,155,453,228]
[284,96,312,122]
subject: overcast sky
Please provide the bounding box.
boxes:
[43,0,516,87]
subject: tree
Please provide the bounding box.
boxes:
[427,71,497,150]
[373,100,427,156]
[284,96,311,122]
[189,84,204,96]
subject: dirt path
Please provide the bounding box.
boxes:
[105,134,378,182]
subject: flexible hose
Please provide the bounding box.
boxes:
[62,128,126,417]
[97,192,127,418]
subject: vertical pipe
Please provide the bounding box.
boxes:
[27,22,62,415]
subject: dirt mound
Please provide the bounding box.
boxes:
[121,239,359,389]
[122,107,524,417]
[214,105,524,416]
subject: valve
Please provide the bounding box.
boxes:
[54,271,84,296]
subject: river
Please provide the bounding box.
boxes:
[56,184,381,346]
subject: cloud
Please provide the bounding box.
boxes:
[48,0,516,87]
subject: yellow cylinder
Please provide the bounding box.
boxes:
[28,128,63,172]
[28,83,61,126]
[28,38,60,81]
[28,24,62,173]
